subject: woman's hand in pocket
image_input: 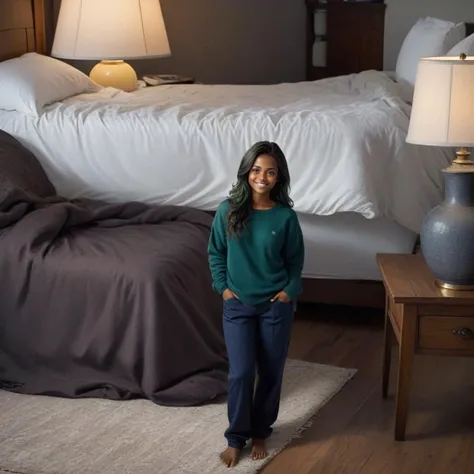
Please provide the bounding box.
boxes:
[270,291,290,303]
[223,288,239,301]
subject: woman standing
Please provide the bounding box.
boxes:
[208,141,305,467]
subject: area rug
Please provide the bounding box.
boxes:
[0,359,356,474]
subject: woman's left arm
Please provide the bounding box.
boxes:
[282,212,305,300]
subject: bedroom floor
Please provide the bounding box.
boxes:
[2,305,473,474]
[262,303,474,474]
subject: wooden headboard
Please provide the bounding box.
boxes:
[0,0,46,61]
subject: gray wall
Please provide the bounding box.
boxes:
[50,0,474,85]
[157,0,307,84]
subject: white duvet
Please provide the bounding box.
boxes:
[0,70,452,233]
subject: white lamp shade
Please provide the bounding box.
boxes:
[51,0,171,60]
[406,56,474,147]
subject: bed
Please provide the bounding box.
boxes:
[0,1,471,309]
[0,0,228,406]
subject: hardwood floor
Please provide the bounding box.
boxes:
[262,303,474,474]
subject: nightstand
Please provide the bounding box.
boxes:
[377,253,474,441]
[306,0,385,80]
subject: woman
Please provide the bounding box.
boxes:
[208,141,305,467]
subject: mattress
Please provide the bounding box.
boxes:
[0,70,452,234]
[299,212,417,281]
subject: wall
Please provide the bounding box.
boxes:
[49,0,474,85]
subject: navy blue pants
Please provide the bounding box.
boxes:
[222,298,294,449]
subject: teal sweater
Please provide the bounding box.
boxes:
[208,200,305,305]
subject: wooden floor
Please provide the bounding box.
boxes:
[261,303,474,474]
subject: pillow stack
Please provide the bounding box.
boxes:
[396,17,466,87]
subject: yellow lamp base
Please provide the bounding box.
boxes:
[89,60,137,92]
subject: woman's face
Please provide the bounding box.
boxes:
[248,154,278,196]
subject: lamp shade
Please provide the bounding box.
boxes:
[51,0,171,60]
[406,56,474,147]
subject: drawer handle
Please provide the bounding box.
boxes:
[452,328,474,339]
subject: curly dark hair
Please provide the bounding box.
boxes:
[227,141,293,238]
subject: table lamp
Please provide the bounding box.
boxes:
[51,0,171,92]
[406,54,474,290]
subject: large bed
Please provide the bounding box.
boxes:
[0,1,471,308]
[0,75,441,287]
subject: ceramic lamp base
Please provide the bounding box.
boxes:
[89,60,137,92]
[421,163,474,291]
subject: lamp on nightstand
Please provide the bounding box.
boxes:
[406,54,474,290]
[51,0,171,92]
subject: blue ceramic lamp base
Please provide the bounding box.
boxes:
[420,149,474,290]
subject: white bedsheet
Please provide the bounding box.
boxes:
[0,70,452,233]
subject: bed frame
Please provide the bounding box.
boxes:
[1,1,473,310]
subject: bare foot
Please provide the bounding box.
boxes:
[220,447,241,468]
[251,439,268,461]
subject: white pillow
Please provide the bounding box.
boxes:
[447,33,474,56]
[0,53,101,116]
[396,17,466,86]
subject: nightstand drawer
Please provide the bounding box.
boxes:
[419,316,474,352]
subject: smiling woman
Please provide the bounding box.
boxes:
[226,142,293,238]
[207,141,305,468]
[248,155,278,198]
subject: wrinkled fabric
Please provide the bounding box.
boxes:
[0,70,453,233]
[0,130,228,406]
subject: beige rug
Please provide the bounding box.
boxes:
[0,359,356,474]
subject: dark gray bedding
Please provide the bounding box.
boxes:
[0,130,228,406]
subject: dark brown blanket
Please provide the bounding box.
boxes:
[0,131,228,406]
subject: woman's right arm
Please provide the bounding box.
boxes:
[208,203,228,296]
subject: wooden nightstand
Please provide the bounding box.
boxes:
[377,253,474,441]
[306,0,386,80]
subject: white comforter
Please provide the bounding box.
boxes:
[0,70,452,233]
